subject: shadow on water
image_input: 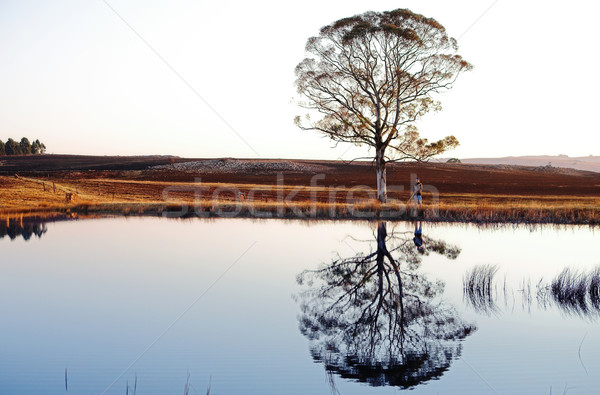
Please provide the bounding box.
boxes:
[296,221,476,390]
[0,217,48,241]
[463,264,600,319]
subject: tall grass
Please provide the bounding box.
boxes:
[589,267,600,310]
[2,174,599,224]
[436,201,600,225]
[3,199,600,225]
[463,264,499,315]
[463,265,600,318]
[550,267,600,317]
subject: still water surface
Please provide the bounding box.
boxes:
[1,217,599,394]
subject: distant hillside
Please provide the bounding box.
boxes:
[441,155,600,173]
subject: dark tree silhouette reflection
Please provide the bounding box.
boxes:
[0,218,48,241]
[296,222,475,389]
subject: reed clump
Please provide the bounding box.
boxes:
[549,267,600,317]
[463,264,499,315]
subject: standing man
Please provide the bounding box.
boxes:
[413,177,423,209]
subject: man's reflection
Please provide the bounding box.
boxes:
[296,222,475,389]
[413,220,423,253]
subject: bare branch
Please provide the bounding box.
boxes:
[294,8,471,202]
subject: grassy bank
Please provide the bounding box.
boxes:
[1,164,599,225]
[2,198,599,225]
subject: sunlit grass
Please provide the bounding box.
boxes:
[1,176,598,224]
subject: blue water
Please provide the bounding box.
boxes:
[1,217,599,394]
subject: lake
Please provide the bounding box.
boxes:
[1,217,599,394]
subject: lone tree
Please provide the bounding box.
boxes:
[295,8,472,202]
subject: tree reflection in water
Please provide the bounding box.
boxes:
[296,222,476,389]
[0,218,48,241]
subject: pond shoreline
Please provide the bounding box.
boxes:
[1,202,598,226]
[2,156,598,225]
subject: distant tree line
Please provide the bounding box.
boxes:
[0,137,46,155]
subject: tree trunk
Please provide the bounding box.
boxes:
[375,146,387,203]
[376,222,386,307]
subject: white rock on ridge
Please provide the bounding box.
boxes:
[151,159,328,173]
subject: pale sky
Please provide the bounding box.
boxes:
[1,1,598,160]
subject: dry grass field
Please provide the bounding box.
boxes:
[1,155,599,224]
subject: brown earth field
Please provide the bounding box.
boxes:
[1,154,599,224]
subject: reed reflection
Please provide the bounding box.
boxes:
[0,218,48,241]
[463,264,600,318]
[296,222,476,389]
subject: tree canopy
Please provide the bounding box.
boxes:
[19,137,31,154]
[295,8,472,201]
[4,138,19,155]
[0,137,46,155]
